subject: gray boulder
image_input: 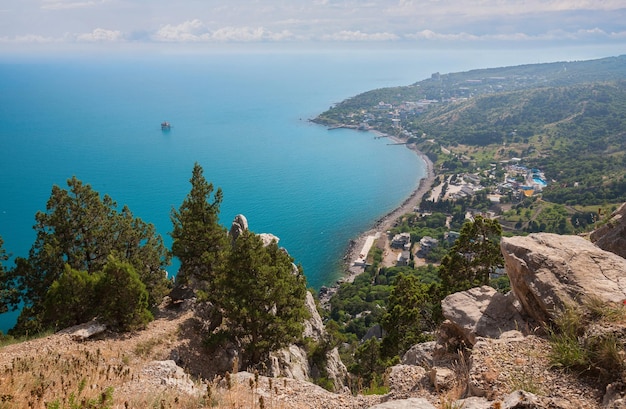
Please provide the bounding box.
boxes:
[385,364,427,394]
[401,341,436,367]
[441,285,528,346]
[501,233,626,324]
[590,202,626,260]
[367,398,436,409]
[61,320,107,341]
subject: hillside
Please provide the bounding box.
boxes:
[315,55,626,207]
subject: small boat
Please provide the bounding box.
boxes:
[161,121,171,130]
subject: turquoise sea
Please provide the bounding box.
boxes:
[0,45,621,333]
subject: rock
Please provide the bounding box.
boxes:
[269,344,310,381]
[367,398,436,409]
[258,233,280,246]
[142,360,199,395]
[386,364,427,394]
[325,347,349,392]
[401,341,436,367]
[604,381,626,409]
[362,324,383,342]
[229,214,280,247]
[429,366,455,392]
[501,390,570,408]
[590,202,626,260]
[453,397,493,409]
[168,285,194,303]
[303,291,325,342]
[229,214,248,241]
[441,285,528,346]
[61,320,107,341]
[501,233,626,324]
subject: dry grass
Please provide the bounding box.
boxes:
[0,344,309,409]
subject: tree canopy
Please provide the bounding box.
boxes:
[1,177,170,335]
[212,230,309,366]
[439,215,504,294]
[170,162,228,288]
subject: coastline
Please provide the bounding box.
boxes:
[319,130,435,304]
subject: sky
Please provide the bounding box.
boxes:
[1,0,625,52]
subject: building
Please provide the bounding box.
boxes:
[390,232,411,249]
[417,236,439,256]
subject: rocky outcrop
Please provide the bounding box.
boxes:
[303,290,325,342]
[229,214,279,247]
[270,345,310,381]
[590,202,626,259]
[501,233,626,324]
[441,285,529,346]
[229,214,248,242]
[324,347,349,392]
[141,360,200,395]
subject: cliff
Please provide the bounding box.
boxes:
[2,211,626,408]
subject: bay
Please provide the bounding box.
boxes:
[0,44,620,333]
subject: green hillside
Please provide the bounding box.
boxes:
[315,55,626,206]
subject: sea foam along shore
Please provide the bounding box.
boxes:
[319,131,435,305]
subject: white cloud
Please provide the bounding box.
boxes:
[41,0,106,10]
[321,30,399,41]
[153,19,295,42]
[0,34,58,43]
[76,28,123,42]
[153,19,206,42]
[1,0,624,47]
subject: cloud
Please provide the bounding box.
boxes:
[76,28,123,42]
[0,34,58,43]
[41,0,107,10]
[321,30,400,41]
[2,2,625,47]
[153,19,206,42]
[152,19,295,42]
[404,27,626,42]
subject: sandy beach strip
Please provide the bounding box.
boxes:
[319,132,435,304]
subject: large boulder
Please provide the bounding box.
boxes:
[501,233,626,324]
[590,202,626,260]
[385,364,428,395]
[441,286,528,346]
[402,341,436,367]
[269,345,310,381]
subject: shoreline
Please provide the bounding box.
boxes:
[319,130,435,304]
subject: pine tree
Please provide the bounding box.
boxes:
[439,215,504,295]
[2,177,170,335]
[0,236,19,315]
[214,230,309,366]
[170,163,228,288]
[380,274,438,358]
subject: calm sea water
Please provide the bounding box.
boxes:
[0,45,621,333]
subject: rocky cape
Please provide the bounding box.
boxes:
[2,211,626,408]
